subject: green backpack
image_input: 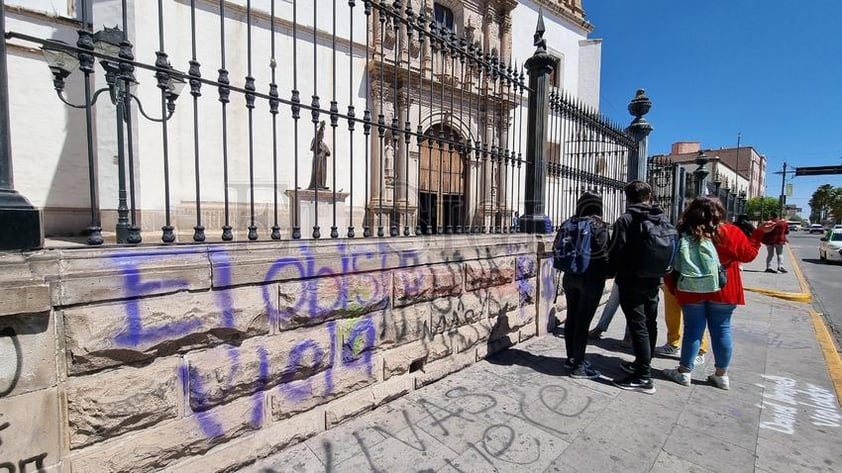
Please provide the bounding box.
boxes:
[673,233,726,293]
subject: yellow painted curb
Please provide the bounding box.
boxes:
[786,244,812,295]
[743,245,813,303]
[808,310,842,409]
[743,287,812,303]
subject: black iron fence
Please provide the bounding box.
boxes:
[647,153,684,225]
[646,154,748,225]
[546,88,633,228]
[1,0,644,247]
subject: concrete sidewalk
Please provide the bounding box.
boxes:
[241,255,842,472]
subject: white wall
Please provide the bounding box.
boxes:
[577,38,601,108]
[510,0,590,96]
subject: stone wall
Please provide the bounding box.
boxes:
[0,234,561,472]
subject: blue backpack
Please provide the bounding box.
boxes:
[553,217,593,274]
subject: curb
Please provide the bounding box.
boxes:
[743,245,813,303]
[809,309,842,409]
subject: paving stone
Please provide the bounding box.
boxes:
[513,380,613,443]
[238,442,324,473]
[661,424,757,473]
[454,414,570,473]
[584,394,676,460]
[304,412,387,467]
[677,388,762,451]
[546,432,655,472]
[650,451,716,473]
[755,434,842,473]
[328,421,453,473]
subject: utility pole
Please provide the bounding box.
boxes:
[735,132,741,192]
[779,162,787,217]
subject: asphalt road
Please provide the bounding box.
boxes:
[787,232,842,349]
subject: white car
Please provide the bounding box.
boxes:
[809,224,825,234]
[819,229,842,262]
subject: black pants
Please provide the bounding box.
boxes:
[563,274,606,368]
[618,284,660,378]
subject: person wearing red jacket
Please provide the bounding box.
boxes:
[663,197,774,390]
[762,212,789,273]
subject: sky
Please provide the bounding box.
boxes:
[585,1,842,217]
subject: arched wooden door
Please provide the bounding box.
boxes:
[419,124,465,234]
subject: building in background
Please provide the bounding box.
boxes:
[660,141,767,199]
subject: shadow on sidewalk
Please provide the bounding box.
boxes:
[486,347,567,376]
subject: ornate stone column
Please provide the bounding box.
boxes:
[627,89,654,182]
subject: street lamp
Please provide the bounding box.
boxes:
[41,26,185,244]
[693,151,710,197]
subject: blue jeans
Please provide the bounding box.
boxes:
[680,302,736,371]
[594,284,621,332]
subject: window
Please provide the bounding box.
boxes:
[548,56,562,88]
[434,3,454,33]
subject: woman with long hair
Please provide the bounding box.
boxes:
[662,197,774,389]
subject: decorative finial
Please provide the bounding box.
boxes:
[533,9,547,54]
[627,88,651,119]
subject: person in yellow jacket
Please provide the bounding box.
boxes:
[657,286,708,365]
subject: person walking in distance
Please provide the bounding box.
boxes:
[662,197,774,389]
[609,181,678,394]
[762,212,789,273]
[554,192,611,379]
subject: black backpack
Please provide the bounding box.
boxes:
[634,213,679,278]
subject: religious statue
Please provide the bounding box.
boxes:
[384,140,394,187]
[307,120,330,190]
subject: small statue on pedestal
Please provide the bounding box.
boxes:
[307,120,330,190]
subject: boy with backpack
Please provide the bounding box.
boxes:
[609,181,678,394]
[553,191,611,379]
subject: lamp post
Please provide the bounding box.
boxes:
[41,26,185,244]
[693,151,710,197]
[0,0,42,250]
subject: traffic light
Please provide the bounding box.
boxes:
[794,165,842,176]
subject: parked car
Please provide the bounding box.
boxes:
[819,229,842,262]
[809,224,825,234]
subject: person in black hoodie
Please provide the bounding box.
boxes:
[608,180,667,394]
[562,191,611,379]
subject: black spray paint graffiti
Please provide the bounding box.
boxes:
[307,383,591,472]
[0,327,21,398]
[0,417,48,473]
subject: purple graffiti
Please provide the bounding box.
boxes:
[179,363,224,438]
[113,253,202,347]
[341,317,376,377]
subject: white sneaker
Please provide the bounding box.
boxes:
[656,343,680,356]
[662,367,691,386]
[708,374,730,390]
[695,353,706,366]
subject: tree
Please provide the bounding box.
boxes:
[745,196,781,220]
[809,184,836,223]
[829,187,842,224]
